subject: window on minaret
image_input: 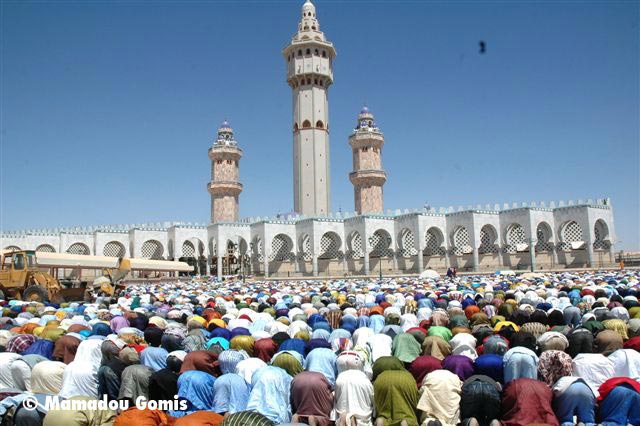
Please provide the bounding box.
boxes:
[298,50,302,57]
[302,120,311,128]
[306,48,310,55]
[314,49,319,55]
[316,120,324,129]
[322,51,326,58]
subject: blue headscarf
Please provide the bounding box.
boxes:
[140,347,169,372]
[213,373,250,414]
[369,315,385,333]
[23,339,54,359]
[278,338,306,358]
[340,315,358,335]
[304,347,337,387]
[307,314,326,328]
[169,370,216,418]
[91,323,112,337]
[218,350,248,375]
[246,366,293,424]
[206,337,230,351]
[209,327,232,341]
[312,322,332,333]
[474,354,504,383]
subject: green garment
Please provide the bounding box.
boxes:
[271,352,303,377]
[40,327,65,342]
[629,307,640,319]
[230,335,255,356]
[130,296,141,310]
[372,356,405,381]
[490,315,506,327]
[427,326,452,342]
[374,370,419,426]
[582,320,604,334]
[449,315,469,329]
[392,333,421,363]
[498,303,514,317]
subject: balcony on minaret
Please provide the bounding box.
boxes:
[349,169,387,187]
[207,180,243,195]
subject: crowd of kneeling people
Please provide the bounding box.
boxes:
[0,271,638,426]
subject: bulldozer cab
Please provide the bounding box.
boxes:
[0,250,37,289]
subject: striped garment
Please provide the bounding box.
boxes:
[220,410,275,426]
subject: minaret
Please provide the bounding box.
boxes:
[349,106,387,214]
[207,120,243,223]
[283,0,336,216]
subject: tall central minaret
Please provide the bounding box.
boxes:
[283,0,336,216]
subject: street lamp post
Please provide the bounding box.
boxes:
[369,237,383,281]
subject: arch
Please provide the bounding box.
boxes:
[302,120,311,129]
[319,231,342,259]
[423,227,445,256]
[504,223,527,254]
[593,219,610,250]
[558,220,584,251]
[141,240,164,259]
[478,225,499,254]
[269,234,294,262]
[347,231,363,259]
[398,228,417,257]
[535,222,553,252]
[370,229,393,258]
[66,242,90,255]
[181,241,196,257]
[293,123,299,132]
[298,234,312,261]
[451,226,471,255]
[4,245,21,251]
[36,244,56,253]
[103,241,125,258]
[238,237,248,255]
[316,120,324,129]
[224,237,247,256]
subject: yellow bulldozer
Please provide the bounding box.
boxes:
[0,249,193,303]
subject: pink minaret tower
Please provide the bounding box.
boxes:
[349,106,386,214]
[208,120,243,223]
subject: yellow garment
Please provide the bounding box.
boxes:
[209,318,226,329]
[417,370,462,426]
[494,321,520,332]
[189,315,206,326]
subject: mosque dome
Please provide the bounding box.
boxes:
[219,120,232,130]
[360,106,369,114]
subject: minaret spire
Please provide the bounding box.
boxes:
[207,120,243,223]
[284,0,336,216]
[349,106,387,215]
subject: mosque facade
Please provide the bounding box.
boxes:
[0,1,617,278]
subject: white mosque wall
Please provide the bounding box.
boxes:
[0,200,617,278]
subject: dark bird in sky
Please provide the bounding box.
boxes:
[479,41,486,54]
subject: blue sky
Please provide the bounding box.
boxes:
[1,0,638,250]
